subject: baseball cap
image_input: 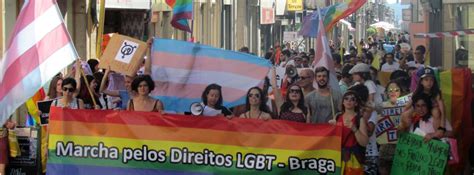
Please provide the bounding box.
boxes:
[418,67,435,78]
[349,63,370,74]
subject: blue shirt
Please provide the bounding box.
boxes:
[119,90,130,109]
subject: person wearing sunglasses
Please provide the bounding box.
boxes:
[239,87,271,120]
[378,80,405,175]
[271,68,310,123]
[51,77,84,109]
[329,90,368,175]
[296,69,315,97]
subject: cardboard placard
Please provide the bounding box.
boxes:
[98,34,147,76]
[391,133,449,175]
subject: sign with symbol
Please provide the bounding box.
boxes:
[98,34,147,76]
[115,40,139,64]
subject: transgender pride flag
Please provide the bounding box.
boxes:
[0,0,77,125]
[150,38,271,113]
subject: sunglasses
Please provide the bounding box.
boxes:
[289,89,301,94]
[343,96,356,102]
[298,76,310,80]
[62,87,75,92]
[388,88,400,93]
[248,93,260,98]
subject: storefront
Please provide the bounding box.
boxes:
[442,1,474,70]
[103,0,151,40]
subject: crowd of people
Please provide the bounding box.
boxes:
[0,35,472,175]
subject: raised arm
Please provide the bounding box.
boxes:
[99,68,120,97]
[270,67,283,114]
[144,38,152,75]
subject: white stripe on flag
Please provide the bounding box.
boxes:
[151,67,263,91]
[0,5,63,82]
[0,43,76,119]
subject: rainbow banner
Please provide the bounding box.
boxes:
[324,0,367,32]
[47,107,342,174]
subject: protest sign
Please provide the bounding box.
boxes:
[391,133,449,175]
[47,107,342,174]
[98,34,147,76]
[37,100,53,125]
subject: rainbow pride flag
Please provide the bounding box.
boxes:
[150,38,271,113]
[166,0,193,32]
[439,68,472,172]
[323,0,367,32]
[47,107,342,174]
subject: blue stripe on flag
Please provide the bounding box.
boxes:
[152,39,272,67]
[154,96,246,113]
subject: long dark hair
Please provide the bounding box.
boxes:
[413,76,441,100]
[202,84,224,107]
[338,90,363,129]
[48,76,62,99]
[279,85,308,116]
[245,87,271,113]
[411,93,433,122]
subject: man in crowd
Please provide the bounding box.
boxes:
[381,53,400,73]
[306,67,342,124]
[297,69,315,97]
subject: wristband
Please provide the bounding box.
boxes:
[351,126,358,133]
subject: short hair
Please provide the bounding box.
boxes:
[131,75,155,92]
[62,77,77,90]
[415,45,426,55]
[201,84,223,107]
[341,64,354,78]
[314,66,329,77]
[384,53,395,59]
[332,53,342,64]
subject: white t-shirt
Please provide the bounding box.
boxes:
[364,80,377,95]
[381,62,400,72]
[366,111,379,157]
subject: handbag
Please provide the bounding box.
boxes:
[442,138,459,165]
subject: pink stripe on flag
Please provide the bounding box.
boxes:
[153,52,268,78]
[153,81,246,101]
[6,0,55,48]
[0,25,70,101]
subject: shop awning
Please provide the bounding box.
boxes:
[105,0,151,10]
[414,29,474,38]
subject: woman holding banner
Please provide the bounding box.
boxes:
[239,87,271,120]
[51,77,85,109]
[198,84,232,117]
[127,75,164,113]
[329,85,369,175]
[270,68,310,123]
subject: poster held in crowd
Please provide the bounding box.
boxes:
[37,100,53,125]
[391,133,449,175]
[98,34,147,76]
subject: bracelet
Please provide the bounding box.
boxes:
[351,126,358,133]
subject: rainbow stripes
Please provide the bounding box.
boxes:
[166,0,193,32]
[150,38,271,113]
[47,107,342,174]
[440,68,472,169]
[323,0,367,32]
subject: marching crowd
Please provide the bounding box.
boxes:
[1,36,473,175]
